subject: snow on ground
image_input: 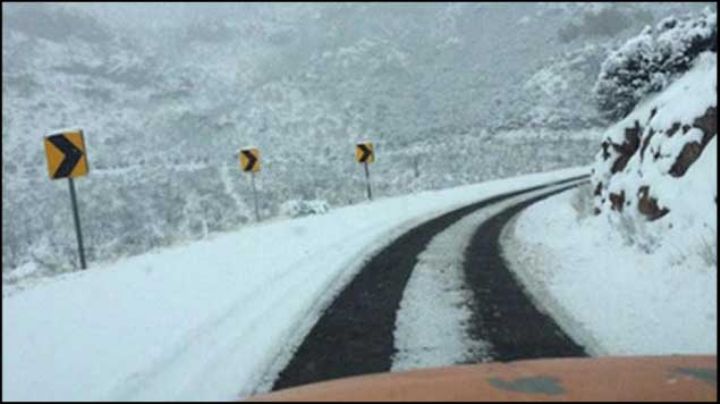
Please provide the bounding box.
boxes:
[2,166,588,402]
[502,184,717,357]
[391,181,583,372]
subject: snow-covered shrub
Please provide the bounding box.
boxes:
[279,199,330,218]
[593,26,656,122]
[569,183,593,221]
[654,12,718,78]
[593,8,716,121]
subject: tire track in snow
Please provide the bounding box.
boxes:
[271,175,587,391]
[390,207,491,371]
[391,182,581,371]
[464,184,588,362]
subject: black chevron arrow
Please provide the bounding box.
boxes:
[48,134,83,179]
[358,144,373,163]
[242,150,257,171]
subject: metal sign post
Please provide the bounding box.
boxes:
[251,171,260,222]
[364,161,373,201]
[239,147,261,222]
[67,177,86,269]
[356,142,375,201]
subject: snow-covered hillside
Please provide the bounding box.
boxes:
[3,3,712,276]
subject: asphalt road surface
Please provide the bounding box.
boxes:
[272,176,589,391]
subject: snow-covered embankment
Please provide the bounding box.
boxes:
[503,52,717,356]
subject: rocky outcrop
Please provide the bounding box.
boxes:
[590,52,716,251]
[668,107,717,177]
[610,121,642,174]
[637,186,669,220]
[595,104,716,220]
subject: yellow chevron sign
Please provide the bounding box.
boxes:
[44,130,89,180]
[355,142,374,164]
[240,148,260,172]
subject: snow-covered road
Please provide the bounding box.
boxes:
[2,166,589,401]
[270,177,587,391]
[392,181,585,371]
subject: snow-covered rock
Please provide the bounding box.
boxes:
[591,51,716,254]
[279,199,330,218]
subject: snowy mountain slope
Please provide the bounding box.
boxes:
[2,166,588,401]
[3,3,712,275]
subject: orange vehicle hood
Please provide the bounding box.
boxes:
[249,355,716,401]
